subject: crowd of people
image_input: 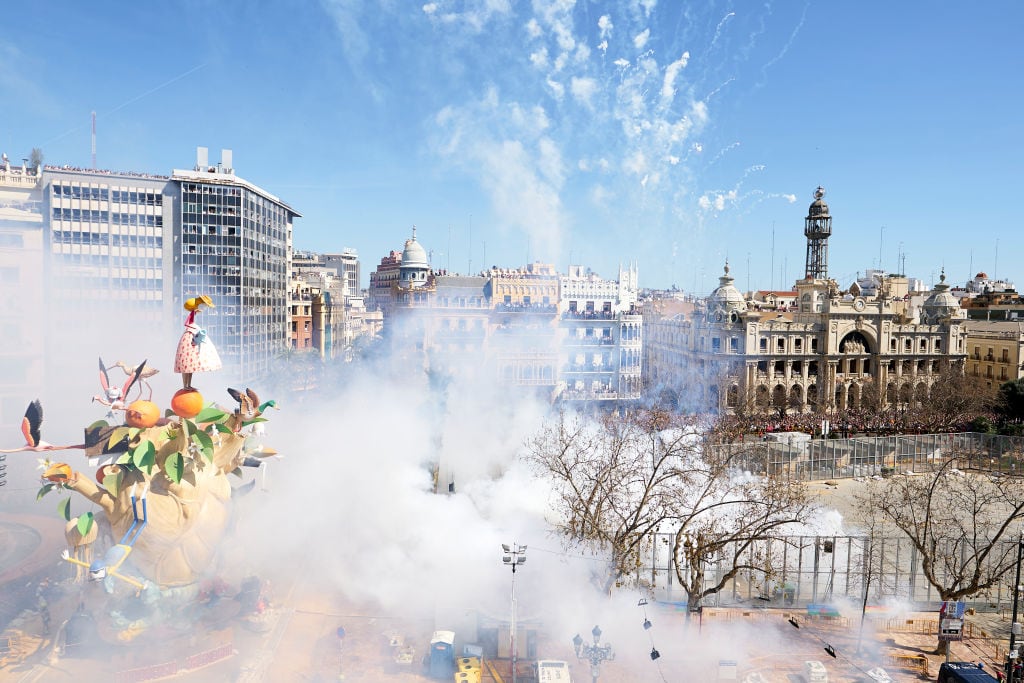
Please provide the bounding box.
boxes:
[707,406,996,444]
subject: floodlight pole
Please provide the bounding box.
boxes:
[1007,533,1024,683]
[502,542,526,683]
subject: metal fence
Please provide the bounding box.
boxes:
[707,432,1024,481]
[640,532,1021,612]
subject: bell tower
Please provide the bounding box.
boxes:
[804,186,832,279]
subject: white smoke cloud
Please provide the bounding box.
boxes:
[569,76,599,108]
[633,28,650,50]
[661,51,691,101]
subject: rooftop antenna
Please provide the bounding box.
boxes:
[878,225,884,274]
[468,213,473,275]
[91,111,96,170]
[770,221,775,288]
[995,238,999,280]
[447,224,452,272]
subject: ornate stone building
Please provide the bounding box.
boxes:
[557,264,642,402]
[645,188,968,414]
[368,230,642,404]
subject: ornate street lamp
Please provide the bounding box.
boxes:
[573,625,615,683]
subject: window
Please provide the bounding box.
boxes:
[712,338,721,351]
[811,338,818,352]
[730,337,739,352]
[759,337,768,352]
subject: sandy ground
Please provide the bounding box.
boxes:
[2,564,1009,683]
[1,478,1009,683]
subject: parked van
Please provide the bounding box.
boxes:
[803,660,828,683]
[937,662,999,682]
[536,660,573,682]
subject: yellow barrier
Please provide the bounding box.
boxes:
[886,653,930,678]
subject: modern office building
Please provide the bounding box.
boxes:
[0,157,45,430]
[293,248,360,294]
[0,147,300,394]
[170,148,299,384]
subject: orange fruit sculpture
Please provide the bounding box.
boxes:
[125,400,161,428]
[170,388,204,419]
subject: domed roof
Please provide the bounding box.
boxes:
[708,262,746,320]
[922,270,963,323]
[401,228,428,269]
[807,185,830,218]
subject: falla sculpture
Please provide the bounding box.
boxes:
[7,295,280,593]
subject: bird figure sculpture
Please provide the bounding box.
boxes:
[0,400,85,453]
[92,358,147,412]
[226,388,278,433]
[113,360,159,400]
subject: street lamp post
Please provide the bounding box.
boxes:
[502,543,526,683]
[573,625,615,683]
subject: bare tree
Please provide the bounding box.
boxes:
[528,409,816,606]
[855,458,1024,653]
[29,147,44,168]
[670,444,816,614]
[526,409,691,593]
[920,363,997,432]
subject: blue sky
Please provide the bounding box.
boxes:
[3,1,1021,293]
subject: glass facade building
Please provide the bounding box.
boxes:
[173,166,297,384]
[24,149,298,392]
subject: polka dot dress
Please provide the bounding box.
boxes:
[174,323,222,374]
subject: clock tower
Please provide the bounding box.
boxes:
[804,186,832,279]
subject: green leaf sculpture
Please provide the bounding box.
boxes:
[107,426,132,450]
[58,497,71,521]
[165,452,185,484]
[191,429,214,462]
[132,439,156,473]
[76,512,94,537]
[195,406,228,424]
[102,470,123,495]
